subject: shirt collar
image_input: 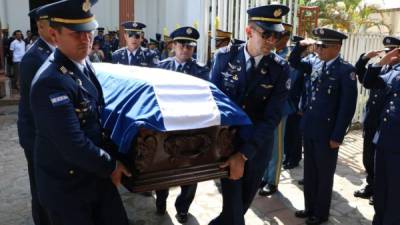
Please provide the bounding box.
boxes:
[244,44,263,67]
[127,48,139,56]
[174,58,187,69]
[42,39,56,52]
[71,59,86,73]
[324,55,340,68]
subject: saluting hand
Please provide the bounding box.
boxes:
[220,152,246,180]
[111,161,132,187]
[364,50,382,60]
[299,38,316,47]
[379,48,400,66]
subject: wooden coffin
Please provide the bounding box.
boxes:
[122,125,236,192]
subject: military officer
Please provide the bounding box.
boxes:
[259,22,293,196]
[157,27,209,80]
[110,30,120,52]
[283,35,306,170]
[363,46,400,225]
[148,38,161,58]
[289,28,358,225]
[17,6,55,225]
[353,37,399,204]
[155,26,209,223]
[209,5,290,225]
[94,26,105,46]
[30,1,131,224]
[112,21,159,67]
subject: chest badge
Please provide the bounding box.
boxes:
[261,68,268,75]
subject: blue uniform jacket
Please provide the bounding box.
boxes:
[289,44,358,143]
[30,49,116,210]
[112,46,159,67]
[363,63,400,152]
[157,57,209,80]
[210,44,289,160]
[18,38,52,150]
[355,54,389,130]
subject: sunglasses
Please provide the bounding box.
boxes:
[252,26,282,40]
[315,43,336,49]
[127,31,141,39]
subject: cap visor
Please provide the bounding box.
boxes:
[255,22,284,32]
[175,39,197,46]
[63,20,98,32]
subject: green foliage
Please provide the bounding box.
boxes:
[299,0,390,33]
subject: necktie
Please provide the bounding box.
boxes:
[321,62,327,75]
[247,57,256,72]
[83,66,90,78]
[129,52,135,65]
[176,64,183,72]
[246,57,256,83]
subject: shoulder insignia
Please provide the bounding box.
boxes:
[49,93,70,107]
[59,66,68,74]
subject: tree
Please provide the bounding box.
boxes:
[300,0,390,33]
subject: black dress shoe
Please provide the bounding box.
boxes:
[259,184,278,196]
[369,196,374,205]
[156,202,166,215]
[283,162,299,169]
[176,212,188,223]
[294,210,311,218]
[305,216,328,225]
[298,179,304,185]
[259,180,267,189]
[354,186,373,199]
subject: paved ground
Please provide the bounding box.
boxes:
[0,105,374,225]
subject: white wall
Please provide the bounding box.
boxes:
[1,0,30,34]
[91,0,119,32]
[134,0,203,40]
[0,0,118,34]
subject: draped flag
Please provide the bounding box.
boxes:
[94,63,252,154]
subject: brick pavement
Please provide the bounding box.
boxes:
[0,105,373,225]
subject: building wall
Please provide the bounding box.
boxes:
[134,0,202,40]
[0,0,119,34]
[0,0,30,34]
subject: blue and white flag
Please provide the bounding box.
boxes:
[94,63,252,154]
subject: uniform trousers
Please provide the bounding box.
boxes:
[303,137,338,220]
[209,136,273,225]
[373,147,400,225]
[45,179,129,225]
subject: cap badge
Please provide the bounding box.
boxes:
[386,39,391,44]
[319,29,324,35]
[82,0,91,12]
[132,22,138,28]
[186,28,193,35]
[273,9,282,17]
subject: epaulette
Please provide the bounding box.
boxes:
[196,61,207,67]
[159,57,173,64]
[272,53,287,66]
[58,65,69,74]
